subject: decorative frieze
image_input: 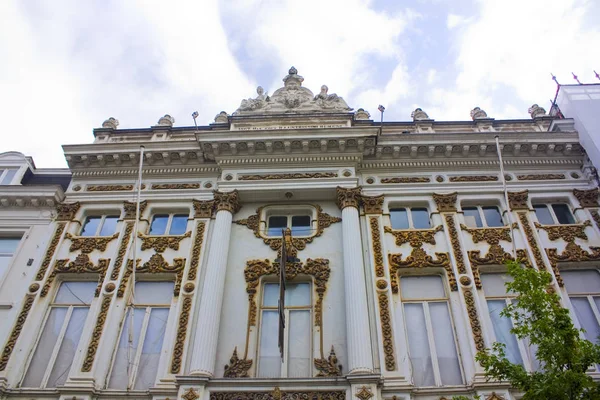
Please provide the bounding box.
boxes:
[389,249,455,291]
[384,225,443,247]
[469,248,530,289]
[239,172,338,180]
[193,199,215,218]
[139,231,192,252]
[110,221,134,280]
[151,183,200,190]
[361,194,384,214]
[336,186,362,210]
[370,218,385,277]
[171,296,192,374]
[223,346,253,378]
[35,222,66,280]
[55,202,81,221]
[378,292,396,371]
[0,295,35,371]
[433,192,457,212]
[210,390,346,400]
[123,200,147,220]
[380,176,430,184]
[314,346,343,376]
[65,232,119,253]
[86,184,133,191]
[81,294,112,372]
[535,220,592,242]
[547,243,600,288]
[41,254,110,297]
[449,175,498,182]
[573,188,599,208]
[187,221,206,281]
[118,254,186,297]
[213,190,241,214]
[517,174,565,180]
[508,190,529,210]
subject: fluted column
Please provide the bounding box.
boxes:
[189,190,241,376]
[336,187,374,374]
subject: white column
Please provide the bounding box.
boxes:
[189,191,240,377]
[337,187,374,374]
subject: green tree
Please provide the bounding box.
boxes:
[476,261,600,399]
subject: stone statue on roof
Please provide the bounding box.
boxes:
[470,107,489,120]
[238,86,270,112]
[528,104,547,119]
[411,108,430,121]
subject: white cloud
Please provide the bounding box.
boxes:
[447,14,468,29]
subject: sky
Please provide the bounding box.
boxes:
[1,0,599,168]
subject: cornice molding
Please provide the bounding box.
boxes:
[71,166,219,177]
[361,157,582,170]
[0,187,65,208]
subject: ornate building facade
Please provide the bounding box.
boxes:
[1,67,599,400]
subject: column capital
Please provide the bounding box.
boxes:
[55,202,81,221]
[213,190,241,214]
[508,190,529,210]
[361,194,384,214]
[433,192,457,212]
[573,188,599,208]
[193,199,215,218]
[336,187,362,210]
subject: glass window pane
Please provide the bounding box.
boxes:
[481,274,513,297]
[562,270,600,294]
[463,207,482,228]
[390,208,409,229]
[1,168,17,184]
[109,308,145,389]
[47,307,89,387]
[134,281,174,305]
[286,283,311,306]
[429,302,462,385]
[149,215,168,235]
[258,310,281,378]
[404,303,435,386]
[99,216,119,236]
[22,308,68,387]
[483,206,504,227]
[400,276,445,300]
[291,216,311,236]
[288,310,310,377]
[412,208,430,229]
[533,205,554,225]
[55,282,96,305]
[0,257,12,279]
[0,237,21,253]
[571,297,600,343]
[552,204,575,225]
[268,216,287,237]
[169,214,188,235]
[487,300,523,365]
[263,283,279,307]
[81,216,101,236]
[135,308,169,390]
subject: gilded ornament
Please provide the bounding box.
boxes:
[213,189,241,214]
[209,391,346,400]
[445,215,467,274]
[459,224,513,245]
[65,232,119,253]
[546,242,600,287]
[508,190,529,210]
[223,346,253,377]
[380,177,430,184]
[517,174,565,180]
[182,388,200,400]
[370,218,385,277]
[469,248,530,288]
[123,200,148,220]
[535,220,591,242]
[436,175,444,182]
[183,282,195,294]
[171,296,192,373]
[361,194,385,214]
[139,231,192,253]
[239,172,338,180]
[336,186,362,210]
[389,249,456,291]
[460,276,472,286]
[81,294,112,371]
[0,295,35,371]
[376,279,388,290]
[41,254,110,297]
[518,212,553,277]
[151,183,201,190]
[193,199,215,218]
[314,346,343,376]
[449,175,498,182]
[356,386,374,400]
[187,221,206,280]
[86,184,133,191]
[433,192,457,212]
[591,210,600,231]
[110,221,134,280]
[378,292,396,371]
[35,222,66,280]
[384,225,443,247]
[55,202,81,221]
[462,288,485,351]
[28,283,40,293]
[486,393,505,400]
[573,188,599,208]
[105,282,116,293]
[118,254,186,297]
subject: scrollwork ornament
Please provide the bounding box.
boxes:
[36,222,66,280]
[139,231,192,252]
[445,215,467,274]
[55,202,80,221]
[223,346,253,378]
[433,192,457,212]
[462,288,485,352]
[0,295,35,371]
[239,172,338,180]
[534,220,591,242]
[65,232,119,253]
[81,294,112,371]
[389,249,456,291]
[151,183,200,190]
[41,254,110,297]
[123,200,148,220]
[378,293,396,370]
[171,296,193,373]
[361,194,384,214]
[336,186,362,210]
[573,188,599,208]
[213,189,241,214]
[314,346,342,376]
[209,391,346,400]
[370,217,385,277]
[381,177,430,184]
[193,199,215,218]
[118,254,186,297]
[110,221,134,280]
[384,225,443,247]
[188,221,206,281]
[449,175,498,182]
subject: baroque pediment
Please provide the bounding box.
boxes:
[233,66,352,115]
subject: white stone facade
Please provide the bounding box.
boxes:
[0,69,599,400]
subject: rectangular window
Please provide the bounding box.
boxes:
[0,236,21,280]
[390,207,431,230]
[533,203,575,225]
[149,214,188,235]
[80,215,119,236]
[266,215,312,237]
[562,270,600,344]
[400,275,462,386]
[258,282,311,378]
[108,281,173,390]
[463,206,504,228]
[0,168,18,185]
[22,281,95,388]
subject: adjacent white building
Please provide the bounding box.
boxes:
[1,68,600,400]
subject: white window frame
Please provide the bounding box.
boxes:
[148,212,189,235]
[261,206,317,238]
[533,203,576,225]
[389,207,431,230]
[562,269,600,342]
[80,214,120,236]
[399,274,464,386]
[0,168,19,185]
[0,234,23,281]
[257,280,313,378]
[461,205,505,228]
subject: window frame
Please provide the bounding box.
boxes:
[398,273,464,387]
[461,205,505,228]
[256,280,313,378]
[261,206,317,239]
[0,234,23,282]
[533,203,576,225]
[80,214,120,237]
[389,206,431,230]
[561,269,600,345]
[0,168,19,185]
[147,213,189,236]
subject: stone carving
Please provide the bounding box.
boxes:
[336,186,362,209]
[65,232,119,253]
[187,221,206,280]
[139,231,192,253]
[445,215,467,274]
[223,347,253,378]
[81,294,112,372]
[378,292,396,371]
[470,107,489,120]
[214,190,241,214]
[450,175,498,182]
[463,288,485,351]
[86,184,133,191]
[157,114,175,126]
[110,222,134,280]
[389,248,455,291]
[547,243,600,288]
[411,108,430,121]
[362,194,384,214]
[486,393,505,400]
[151,183,200,190]
[214,111,229,124]
[41,254,110,297]
[193,199,215,218]
[233,67,352,114]
[35,222,66,280]
[469,247,530,289]
[381,176,430,184]
[574,188,599,208]
[239,172,338,181]
[123,200,148,220]
[517,174,565,180]
[508,190,529,210]
[460,224,513,245]
[370,218,385,277]
[102,117,119,129]
[118,254,185,297]
[356,386,374,400]
[433,192,458,212]
[460,276,472,286]
[210,391,346,400]
[183,388,200,400]
[384,225,443,247]
[171,296,192,374]
[314,346,343,376]
[528,104,547,119]
[355,108,371,120]
[591,210,600,232]
[56,202,81,221]
[0,295,35,371]
[518,212,554,278]
[535,220,591,242]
